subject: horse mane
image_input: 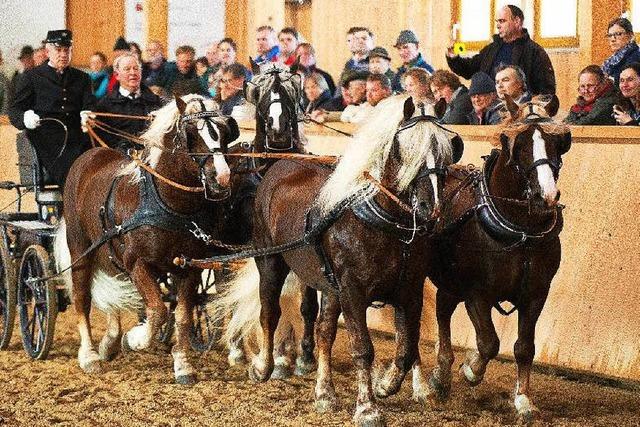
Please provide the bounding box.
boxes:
[250,65,301,111]
[494,95,570,146]
[317,95,453,215]
[119,94,220,180]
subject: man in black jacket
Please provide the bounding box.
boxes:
[8,30,96,187]
[92,52,164,152]
[446,4,556,96]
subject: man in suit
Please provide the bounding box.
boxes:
[8,29,96,186]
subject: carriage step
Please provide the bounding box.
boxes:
[0,212,39,221]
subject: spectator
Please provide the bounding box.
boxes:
[303,72,333,114]
[565,65,618,125]
[255,25,279,65]
[129,42,143,62]
[156,45,206,96]
[602,18,640,86]
[215,63,255,120]
[94,52,163,152]
[495,64,531,104]
[33,46,48,66]
[292,43,336,96]
[430,69,472,124]
[392,30,434,92]
[8,45,35,104]
[143,39,167,87]
[9,29,96,186]
[446,4,555,96]
[107,36,132,94]
[365,73,392,107]
[277,27,299,67]
[312,71,368,122]
[341,27,374,76]
[195,56,211,95]
[322,77,352,112]
[88,51,109,99]
[402,67,433,105]
[205,42,220,69]
[467,71,502,125]
[0,50,10,114]
[216,38,252,81]
[367,47,395,87]
[613,62,640,125]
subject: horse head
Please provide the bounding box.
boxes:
[499,94,571,210]
[387,97,464,226]
[245,62,302,152]
[175,95,240,199]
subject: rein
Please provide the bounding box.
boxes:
[362,171,413,214]
[301,116,354,137]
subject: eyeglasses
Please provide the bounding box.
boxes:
[578,83,598,92]
[606,31,629,39]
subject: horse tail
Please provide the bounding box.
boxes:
[53,218,73,297]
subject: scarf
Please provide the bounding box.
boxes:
[570,80,614,114]
[603,41,639,76]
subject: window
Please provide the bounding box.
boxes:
[452,0,578,49]
[629,2,640,32]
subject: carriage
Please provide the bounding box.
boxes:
[0,131,223,360]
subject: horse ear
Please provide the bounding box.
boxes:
[403,97,415,121]
[451,135,464,163]
[434,98,447,119]
[249,57,261,76]
[543,94,560,117]
[502,94,519,119]
[175,95,187,114]
[225,116,240,143]
[558,131,572,155]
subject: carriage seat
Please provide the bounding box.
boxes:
[15,132,63,223]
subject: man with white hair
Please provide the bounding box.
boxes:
[8,29,95,186]
[93,52,163,152]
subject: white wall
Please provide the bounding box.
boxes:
[167,0,225,59]
[0,0,66,72]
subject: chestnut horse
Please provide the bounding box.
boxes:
[217,96,462,426]
[425,96,571,422]
[58,95,239,384]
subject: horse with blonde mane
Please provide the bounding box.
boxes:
[57,94,239,384]
[215,95,463,426]
[424,95,571,422]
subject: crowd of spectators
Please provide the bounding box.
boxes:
[3,5,640,127]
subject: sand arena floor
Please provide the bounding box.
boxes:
[0,309,638,427]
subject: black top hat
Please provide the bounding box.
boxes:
[43,30,73,47]
[113,36,129,51]
[18,45,34,60]
[369,46,391,61]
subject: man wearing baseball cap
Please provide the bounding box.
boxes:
[8,29,96,187]
[392,30,434,92]
[466,71,502,125]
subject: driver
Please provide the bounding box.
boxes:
[8,29,96,187]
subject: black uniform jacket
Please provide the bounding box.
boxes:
[95,84,164,152]
[8,63,96,186]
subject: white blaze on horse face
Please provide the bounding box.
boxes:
[213,152,231,187]
[532,129,558,205]
[197,120,222,151]
[426,150,440,209]
[269,91,282,132]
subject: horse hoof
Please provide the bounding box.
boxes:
[176,374,197,386]
[515,394,538,424]
[315,395,338,413]
[248,360,271,383]
[227,349,246,367]
[121,333,132,355]
[80,359,103,375]
[459,363,483,387]
[270,364,293,380]
[374,382,392,399]
[354,407,386,427]
[294,356,316,376]
[98,340,121,362]
[427,373,450,402]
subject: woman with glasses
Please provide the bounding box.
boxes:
[613,62,640,125]
[602,18,640,85]
[565,65,618,125]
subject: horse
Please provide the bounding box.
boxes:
[57,94,240,384]
[424,95,571,422]
[216,95,463,426]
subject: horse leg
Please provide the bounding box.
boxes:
[375,283,423,399]
[341,287,385,427]
[513,296,547,422]
[248,254,289,382]
[425,289,460,401]
[314,291,341,413]
[296,284,318,375]
[271,322,296,379]
[171,271,200,385]
[98,311,122,362]
[460,298,499,386]
[72,257,102,373]
[121,261,167,353]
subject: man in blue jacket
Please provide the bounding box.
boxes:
[392,30,434,92]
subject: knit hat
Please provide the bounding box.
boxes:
[394,30,419,47]
[369,46,391,61]
[468,71,496,96]
[113,36,129,51]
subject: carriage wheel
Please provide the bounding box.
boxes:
[17,245,58,359]
[0,237,17,350]
[190,270,222,352]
